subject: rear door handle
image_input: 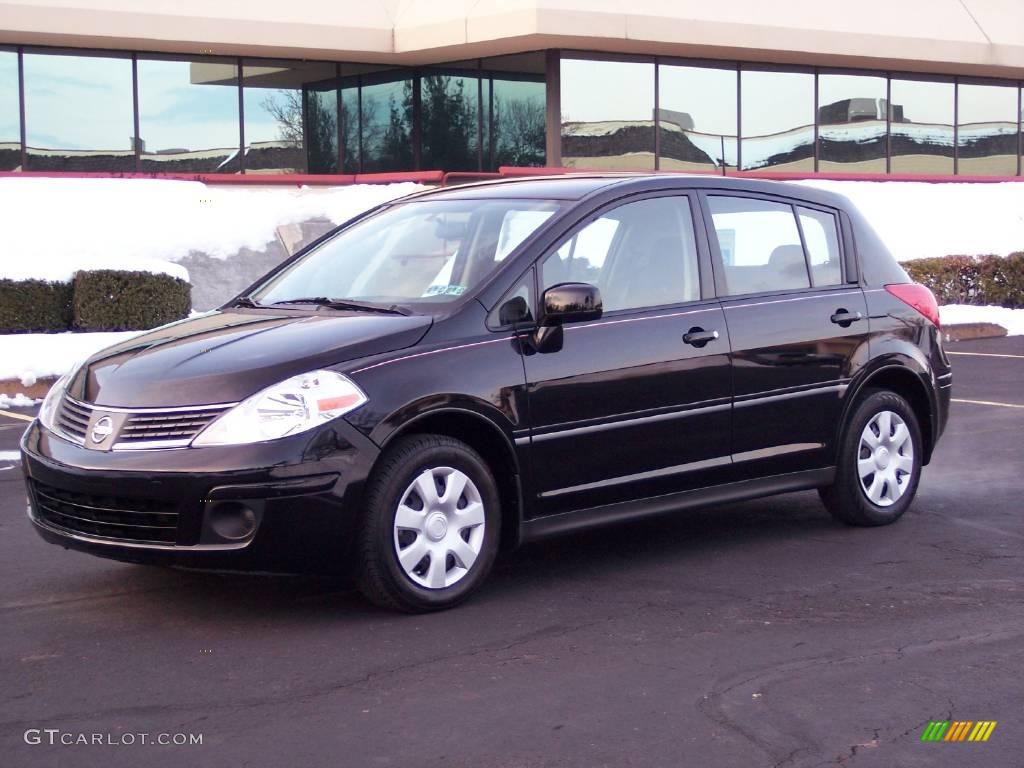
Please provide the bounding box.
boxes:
[683,327,720,347]
[830,309,864,326]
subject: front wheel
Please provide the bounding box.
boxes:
[356,434,500,612]
[819,390,923,526]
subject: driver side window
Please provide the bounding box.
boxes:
[539,196,700,313]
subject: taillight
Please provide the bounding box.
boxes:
[885,283,940,328]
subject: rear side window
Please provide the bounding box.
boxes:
[708,196,809,295]
[796,206,843,287]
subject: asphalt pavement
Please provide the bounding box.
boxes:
[2,337,1023,768]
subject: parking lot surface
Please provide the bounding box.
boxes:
[2,336,1022,768]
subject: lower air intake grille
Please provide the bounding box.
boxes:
[31,481,180,544]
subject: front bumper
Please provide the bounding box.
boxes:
[20,418,380,573]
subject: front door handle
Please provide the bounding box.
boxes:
[683,327,720,347]
[830,309,864,327]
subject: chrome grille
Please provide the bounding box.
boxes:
[52,396,233,449]
[30,480,179,544]
[118,408,228,444]
[55,397,91,444]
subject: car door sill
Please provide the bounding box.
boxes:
[520,467,835,542]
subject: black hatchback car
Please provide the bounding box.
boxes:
[21,175,951,611]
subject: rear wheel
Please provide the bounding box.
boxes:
[357,434,500,612]
[819,390,923,526]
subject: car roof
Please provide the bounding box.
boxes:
[406,173,853,210]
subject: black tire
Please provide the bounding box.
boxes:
[819,389,923,527]
[356,434,500,612]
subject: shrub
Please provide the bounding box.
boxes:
[0,279,73,332]
[72,270,191,331]
[904,253,1024,309]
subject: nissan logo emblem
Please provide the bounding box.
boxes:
[90,416,114,444]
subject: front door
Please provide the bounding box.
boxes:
[523,194,733,517]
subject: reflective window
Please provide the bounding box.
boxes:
[560,57,655,170]
[137,56,239,173]
[658,64,737,172]
[360,77,413,173]
[305,84,339,174]
[490,77,545,169]
[740,69,814,172]
[23,50,134,171]
[818,73,888,173]
[890,78,954,174]
[957,82,1019,176]
[541,197,700,311]
[242,60,336,174]
[0,49,18,170]
[340,85,359,173]
[708,196,809,294]
[421,72,481,171]
[797,207,843,286]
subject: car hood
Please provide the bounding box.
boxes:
[68,309,433,408]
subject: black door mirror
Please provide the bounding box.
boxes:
[541,282,603,325]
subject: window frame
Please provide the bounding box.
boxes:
[531,190,712,322]
[697,190,850,299]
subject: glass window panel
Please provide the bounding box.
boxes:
[658,64,737,172]
[890,78,954,174]
[137,57,240,173]
[542,197,700,311]
[957,82,1018,176]
[560,57,655,170]
[708,196,809,294]
[360,78,413,173]
[23,51,134,171]
[305,84,338,174]
[341,85,358,173]
[421,72,480,171]
[0,49,18,170]
[242,60,336,174]
[797,207,842,286]
[740,69,814,172]
[490,77,545,170]
[817,73,888,173]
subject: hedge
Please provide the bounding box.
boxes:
[0,278,73,333]
[72,270,191,331]
[0,271,190,334]
[903,252,1024,309]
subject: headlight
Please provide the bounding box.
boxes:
[191,370,367,447]
[38,369,73,433]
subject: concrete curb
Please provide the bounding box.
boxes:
[942,323,1008,342]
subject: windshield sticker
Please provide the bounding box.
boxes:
[423,284,467,297]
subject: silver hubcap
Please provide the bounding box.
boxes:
[393,467,486,589]
[858,410,914,507]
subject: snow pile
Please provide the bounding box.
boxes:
[940,304,1024,336]
[799,180,1024,261]
[0,331,142,384]
[0,179,424,283]
[0,393,39,408]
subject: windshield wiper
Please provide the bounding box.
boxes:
[269,297,413,316]
[232,295,265,308]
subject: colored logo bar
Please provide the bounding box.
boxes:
[921,721,997,742]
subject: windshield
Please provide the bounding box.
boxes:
[253,198,561,309]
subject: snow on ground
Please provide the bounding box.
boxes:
[939,304,1024,336]
[0,179,424,283]
[798,180,1024,262]
[0,393,39,408]
[0,331,142,384]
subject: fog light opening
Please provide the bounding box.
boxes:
[208,501,257,541]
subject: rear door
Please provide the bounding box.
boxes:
[699,191,869,476]
[522,193,733,517]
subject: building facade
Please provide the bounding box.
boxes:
[1,0,1023,178]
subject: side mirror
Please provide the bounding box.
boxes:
[540,282,603,326]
